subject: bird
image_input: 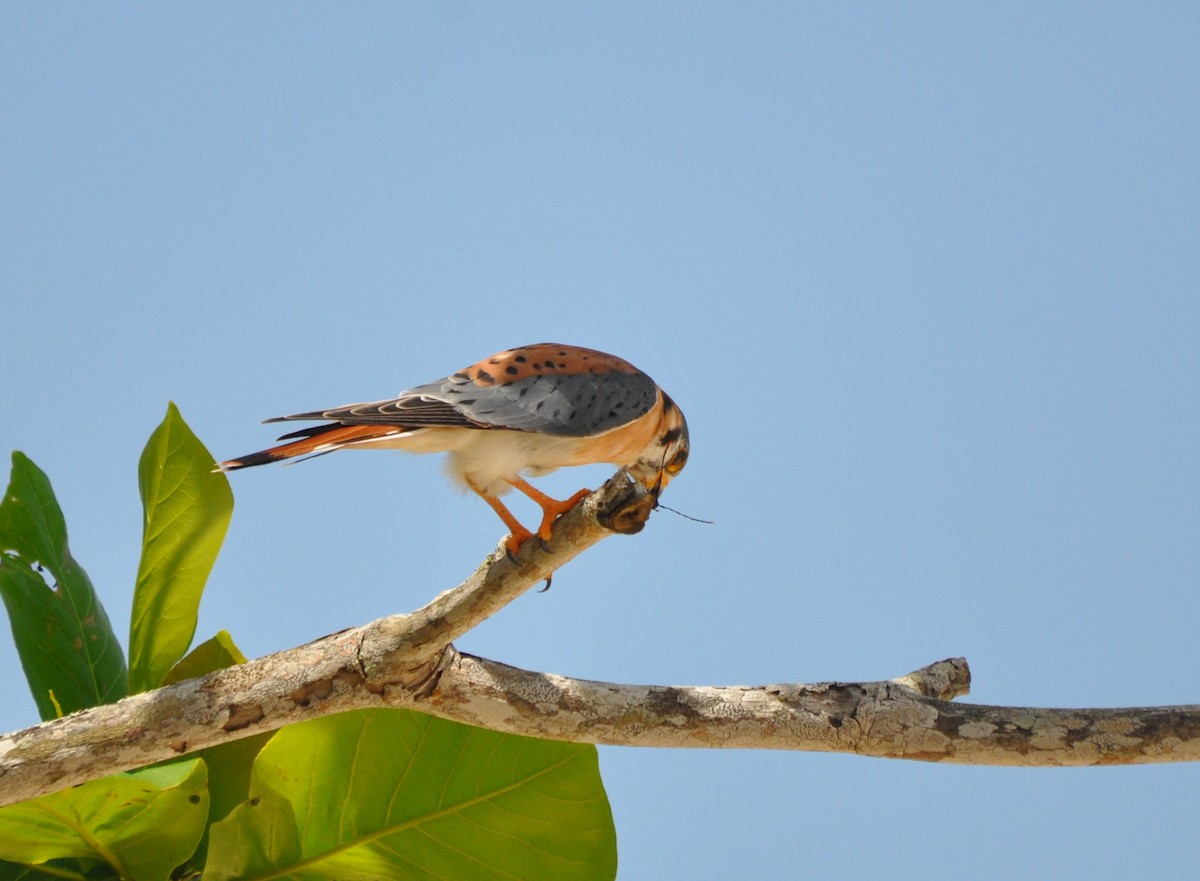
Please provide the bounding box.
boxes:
[220,343,690,554]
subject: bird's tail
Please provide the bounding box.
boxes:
[218,423,407,471]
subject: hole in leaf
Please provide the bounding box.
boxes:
[2,553,59,593]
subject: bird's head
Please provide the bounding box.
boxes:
[627,392,690,500]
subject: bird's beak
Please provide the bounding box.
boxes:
[644,470,665,502]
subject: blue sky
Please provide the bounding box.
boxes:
[3,4,1198,878]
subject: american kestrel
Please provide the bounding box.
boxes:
[220,343,690,554]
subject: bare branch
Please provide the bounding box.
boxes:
[426,652,1200,766]
[2,471,1197,809]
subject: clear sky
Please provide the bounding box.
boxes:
[3,4,1198,878]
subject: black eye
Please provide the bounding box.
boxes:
[665,448,688,474]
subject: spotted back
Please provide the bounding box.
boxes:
[458,343,642,385]
[410,343,659,437]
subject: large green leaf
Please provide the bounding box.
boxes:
[206,709,617,881]
[128,403,233,693]
[0,452,128,719]
[0,760,208,881]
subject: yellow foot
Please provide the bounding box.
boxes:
[503,524,536,560]
[534,488,592,542]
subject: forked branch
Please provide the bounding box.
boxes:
[1,473,1197,808]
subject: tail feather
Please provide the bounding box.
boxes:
[274,423,343,442]
[219,423,407,471]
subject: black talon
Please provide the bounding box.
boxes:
[537,573,554,592]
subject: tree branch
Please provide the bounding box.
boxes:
[2,471,1197,808]
[427,652,1200,766]
[0,473,652,806]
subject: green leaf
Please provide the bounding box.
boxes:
[206,709,617,881]
[0,760,208,881]
[0,858,91,880]
[129,403,233,693]
[161,630,247,687]
[0,452,128,719]
[200,732,275,826]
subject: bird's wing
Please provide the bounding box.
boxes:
[266,343,661,438]
[265,394,476,431]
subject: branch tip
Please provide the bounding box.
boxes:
[892,657,971,700]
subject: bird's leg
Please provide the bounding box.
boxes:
[466,478,536,556]
[506,476,591,544]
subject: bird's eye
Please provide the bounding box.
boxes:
[665,448,688,474]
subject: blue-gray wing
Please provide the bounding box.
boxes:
[264,370,659,438]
